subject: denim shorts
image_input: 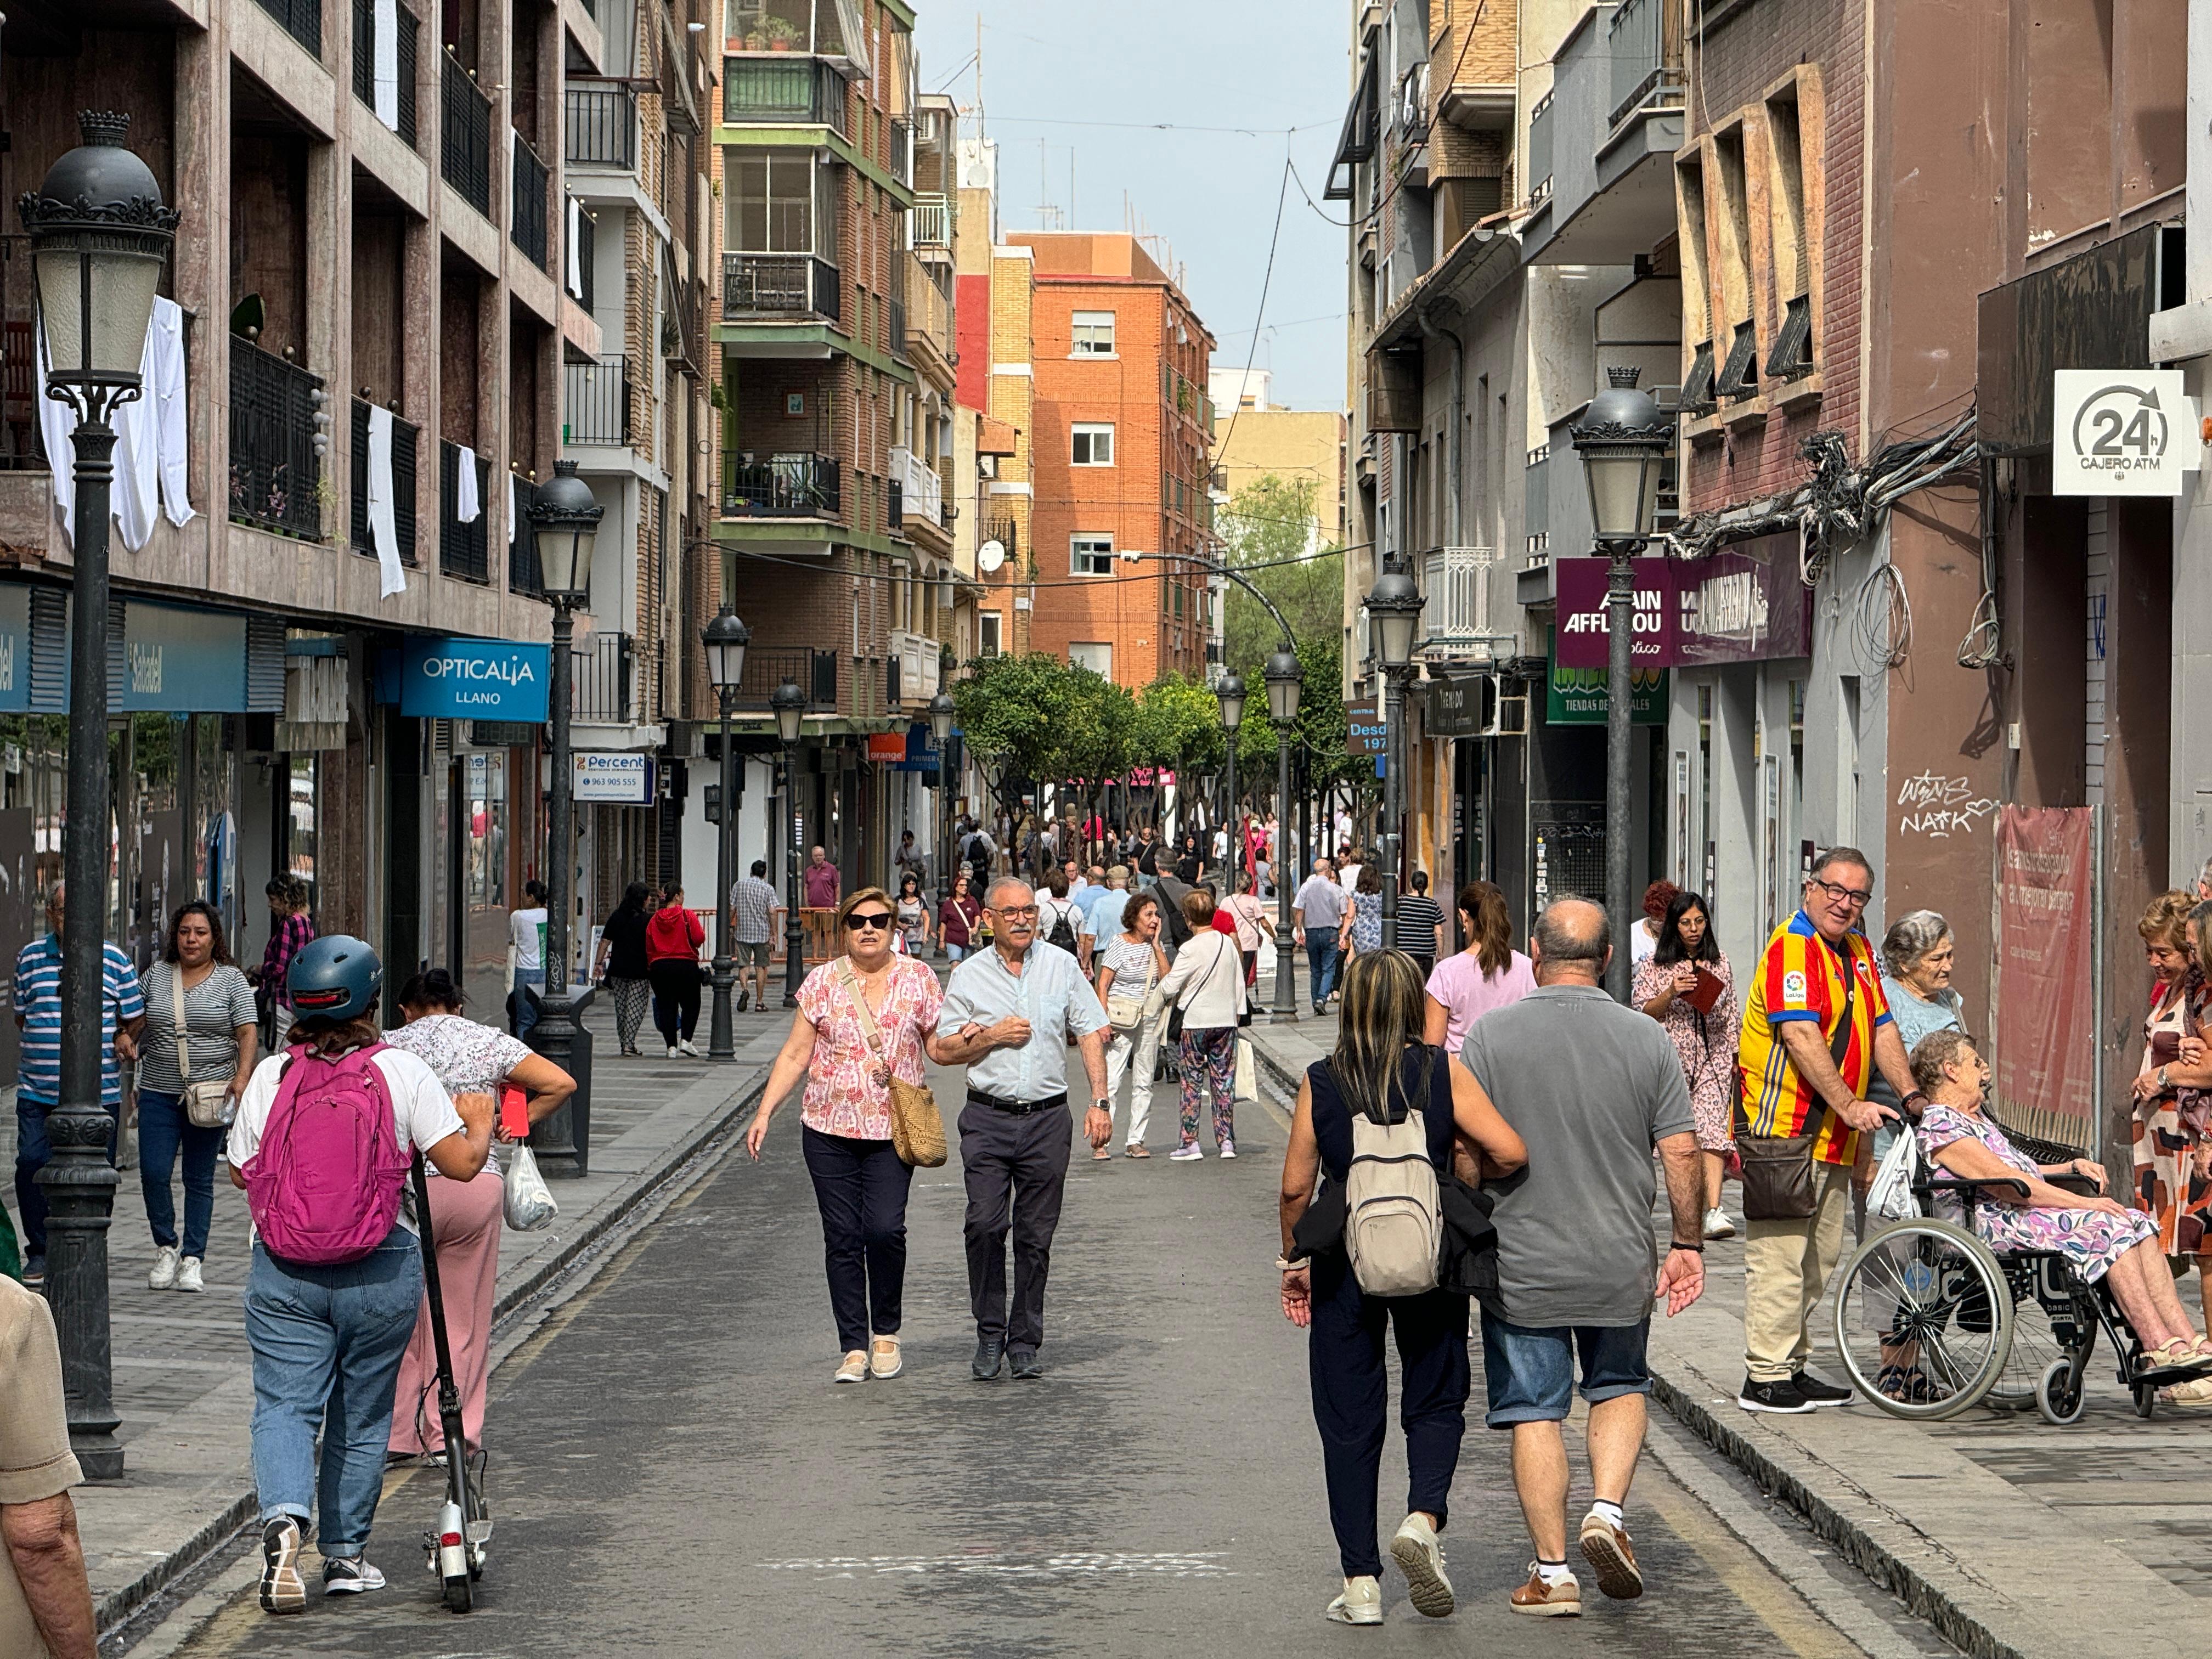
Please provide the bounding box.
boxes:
[1479,1311,1652,1427]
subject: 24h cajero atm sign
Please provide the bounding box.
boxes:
[2053,369,2198,496]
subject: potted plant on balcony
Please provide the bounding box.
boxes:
[764,16,800,49]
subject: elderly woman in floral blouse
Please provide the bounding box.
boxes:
[745,886,944,1385]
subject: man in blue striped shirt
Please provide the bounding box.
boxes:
[12,882,144,1282]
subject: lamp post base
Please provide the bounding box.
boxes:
[38,1100,125,1477]
[525,984,596,1177]
[707,954,736,1059]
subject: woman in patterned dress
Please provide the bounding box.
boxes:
[1631,890,1739,1240]
[743,886,945,1384]
[1916,1029,2210,1371]
[2130,894,2212,1276]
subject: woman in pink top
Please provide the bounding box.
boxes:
[1421,881,1538,1054]
[744,887,945,1385]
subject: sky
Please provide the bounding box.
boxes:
[913,1,1353,414]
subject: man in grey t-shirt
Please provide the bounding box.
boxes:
[1458,898,1704,1618]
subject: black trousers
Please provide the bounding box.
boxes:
[647,960,701,1046]
[801,1125,914,1353]
[1308,1254,1471,1579]
[957,1100,1073,1352]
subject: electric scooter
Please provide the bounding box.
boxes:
[409,1151,492,1613]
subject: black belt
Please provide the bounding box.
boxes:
[968,1089,1068,1116]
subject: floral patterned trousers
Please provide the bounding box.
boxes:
[1178,1026,1238,1148]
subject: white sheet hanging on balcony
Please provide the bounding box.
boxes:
[148,300,194,529]
[505,467,517,543]
[455,447,481,524]
[565,198,583,300]
[34,298,191,554]
[372,0,400,128]
[365,403,407,597]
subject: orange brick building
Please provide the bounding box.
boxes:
[1011,233,1216,687]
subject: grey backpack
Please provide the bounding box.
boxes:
[1344,1090,1444,1297]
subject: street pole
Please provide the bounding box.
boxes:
[782,740,804,1006]
[1381,664,1406,948]
[1604,540,1634,1002]
[707,686,737,1057]
[528,596,595,1173]
[1272,721,1299,1021]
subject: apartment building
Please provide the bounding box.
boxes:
[0,0,582,1037]
[953,134,1036,662]
[1015,232,1215,687]
[1209,369,1348,556]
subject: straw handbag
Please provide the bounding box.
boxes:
[835,960,947,1168]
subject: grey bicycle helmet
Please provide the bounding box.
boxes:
[286,934,384,1020]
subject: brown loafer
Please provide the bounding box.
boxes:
[1510,1566,1581,1617]
[1577,1512,1643,1600]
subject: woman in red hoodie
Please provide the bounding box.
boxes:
[645,886,706,1057]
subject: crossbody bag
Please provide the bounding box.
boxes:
[170,965,236,1129]
[1105,950,1158,1032]
[1735,948,1855,1221]
[834,960,947,1168]
[1166,935,1234,1044]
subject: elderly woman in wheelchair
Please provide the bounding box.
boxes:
[1835,1029,2212,1423]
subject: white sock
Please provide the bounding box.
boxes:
[1537,1559,1576,1587]
[1589,1500,1626,1531]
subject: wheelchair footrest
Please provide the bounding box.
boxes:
[2131,1356,2212,1385]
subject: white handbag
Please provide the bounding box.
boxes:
[170,966,235,1130]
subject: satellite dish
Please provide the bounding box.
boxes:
[978,539,1007,573]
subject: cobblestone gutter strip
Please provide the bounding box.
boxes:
[94,1066,770,1639]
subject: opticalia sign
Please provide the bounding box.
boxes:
[399,637,552,721]
[2052,369,2199,497]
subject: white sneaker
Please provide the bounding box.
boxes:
[678,1039,700,1057]
[1217,1139,1237,1160]
[668,1045,682,1059]
[1702,1206,1736,1240]
[1167,1142,1203,1161]
[320,1556,386,1595]
[148,1246,180,1290]
[1325,1574,1383,1625]
[1390,1512,1455,1618]
[175,1255,205,1293]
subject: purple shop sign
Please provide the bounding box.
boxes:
[1554,535,1813,669]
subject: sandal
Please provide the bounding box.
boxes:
[1092,1147,1112,1160]
[1124,1144,1150,1159]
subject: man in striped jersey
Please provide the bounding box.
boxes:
[12,883,145,1286]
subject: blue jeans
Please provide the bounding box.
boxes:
[246,1232,424,1556]
[1479,1311,1651,1427]
[510,968,545,1039]
[1305,937,1341,1009]
[14,1097,117,1257]
[138,1090,225,1259]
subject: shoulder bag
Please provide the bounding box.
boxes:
[170,965,236,1129]
[836,959,947,1168]
[1735,945,1856,1221]
[1105,950,1157,1033]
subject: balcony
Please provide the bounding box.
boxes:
[254,0,321,58]
[566,81,639,170]
[442,52,492,217]
[572,631,633,724]
[1418,546,1512,661]
[722,251,840,324]
[1527,92,1554,206]
[349,399,420,566]
[1520,0,1683,265]
[512,132,550,271]
[911,192,952,251]
[1523,444,1550,560]
[439,440,492,583]
[724,452,839,518]
[351,0,419,146]
[889,116,912,185]
[228,337,325,541]
[721,55,847,135]
[731,644,838,709]
[890,445,944,533]
[904,255,953,365]
[509,475,543,596]
[888,628,939,707]
[889,297,906,357]
[562,355,631,447]
[1608,0,1684,129]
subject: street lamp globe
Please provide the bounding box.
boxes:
[701,605,751,691]
[1264,648,1304,725]
[1364,568,1425,670]
[1216,672,1248,733]
[20,112,178,393]
[1570,367,1674,543]
[529,459,604,602]
[927,690,957,748]
[771,677,806,745]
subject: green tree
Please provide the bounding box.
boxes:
[952,652,1075,822]
[1218,473,1342,691]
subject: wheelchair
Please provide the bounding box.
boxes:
[1831,1119,2212,1424]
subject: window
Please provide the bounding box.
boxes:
[1071,533,1115,575]
[726,150,817,253]
[1071,422,1114,466]
[979,611,1003,656]
[1071,310,1115,355]
[1069,642,1113,676]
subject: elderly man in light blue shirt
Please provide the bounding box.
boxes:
[928,876,1111,1382]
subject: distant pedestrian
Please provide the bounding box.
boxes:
[506,879,551,1039]
[746,889,944,1384]
[13,882,144,1288]
[1037,868,1087,967]
[1278,950,1526,1627]
[254,876,316,1051]
[802,846,842,970]
[1459,898,1706,1617]
[1341,865,1384,962]
[1423,881,1537,1054]
[731,860,782,1013]
[939,871,984,964]
[1226,868,1274,985]
[1628,880,1677,969]
[1157,889,1247,1161]
[1397,872,1447,980]
[228,938,493,1612]
[929,877,1113,1381]
[1095,890,1169,1158]
[646,886,706,1058]
[893,831,927,891]
[1080,866,1132,963]
[1632,890,1740,1240]
[137,901,258,1296]
[593,882,655,1054]
[1,1274,98,1658]
[895,872,934,957]
[1294,857,1346,1014]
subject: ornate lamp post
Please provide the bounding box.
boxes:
[772,678,808,1006]
[22,110,178,1479]
[1363,566,1426,949]
[1570,368,1673,1000]
[928,690,957,912]
[702,606,750,1058]
[1215,671,1245,885]
[523,459,602,1173]
[1265,648,1305,1021]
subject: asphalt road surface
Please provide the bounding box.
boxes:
[168,1052,1942,1658]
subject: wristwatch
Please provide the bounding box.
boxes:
[1093,1097,1111,1115]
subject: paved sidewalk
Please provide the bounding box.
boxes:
[0,996,788,1637]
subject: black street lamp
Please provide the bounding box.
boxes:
[1570,367,1673,1000]
[702,606,750,1058]
[1216,672,1245,883]
[928,690,957,913]
[1363,566,1425,950]
[1265,648,1305,1022]
[523,459,602,1173]
[22,110,178,1480]
[772,678,808,1007]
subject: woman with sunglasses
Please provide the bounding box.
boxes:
[744,887,945,1384]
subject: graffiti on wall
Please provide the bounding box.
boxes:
[1897,772,1997,838]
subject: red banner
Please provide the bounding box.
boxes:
[1994,806,2095,1132]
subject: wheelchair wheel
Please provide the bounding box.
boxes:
[2135,1383,2158,1419]
[1986,1254,2100,1413]
[1833,1221,2013,1419]
[2035,1358,2087,1426]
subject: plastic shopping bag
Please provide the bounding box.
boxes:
[1866,1122,1921,1222]
[502,1144,559,1232]
[1234,1036,1259,1103]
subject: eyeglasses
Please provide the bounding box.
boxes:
[1810,877,1873,908]
[994,905,1040,921]
[843,912,895,932]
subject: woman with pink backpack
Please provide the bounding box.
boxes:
[225,936,493,1616]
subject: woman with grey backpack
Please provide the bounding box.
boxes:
[1277,950,1526,1628]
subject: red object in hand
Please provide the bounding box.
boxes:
[499,1086,530,1139]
